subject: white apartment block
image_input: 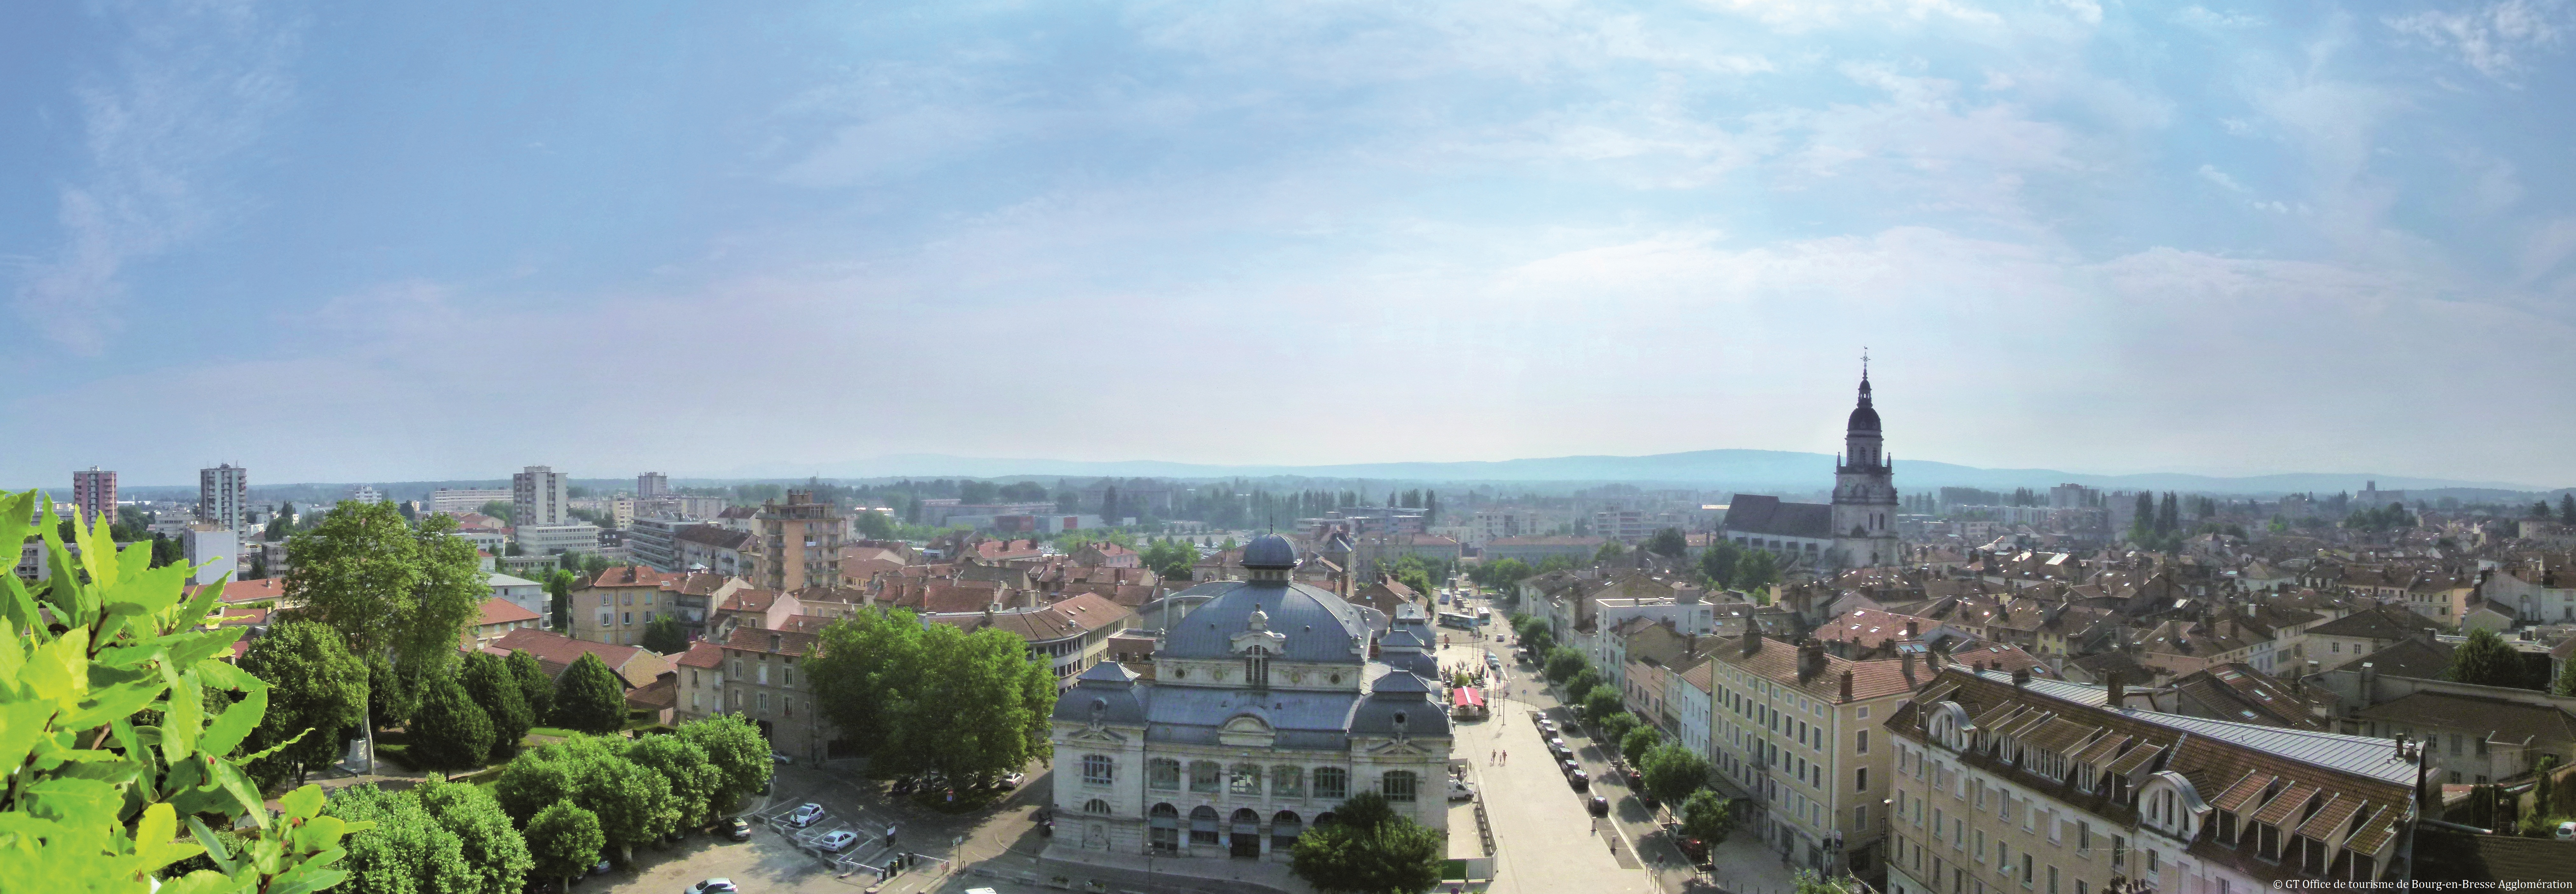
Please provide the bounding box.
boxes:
[198,464,250,534]
[431,488,511,515]
[513,465,570,527]
[516,523,601,557]
[347,485,384,505]
[183,524,239,586]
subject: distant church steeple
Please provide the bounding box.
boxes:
[1832,350,1900,568]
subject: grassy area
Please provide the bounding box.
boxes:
[528,726,580,739]
[1440,859,1468,880]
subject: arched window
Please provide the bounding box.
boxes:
[1148,758,1181,790]
[1081,754,1115,786]
[1381,770,1418,802]
[1244,645,1271,689]
[1189,806,1221,845]
[1149,803,1180,853]
[1313,767,1349,800]
[1189,760,1222,793]
[1270,765,1305,798]
[1084,799,1112,815]
[1229,763,1264,796]
[1271,811,1303,850]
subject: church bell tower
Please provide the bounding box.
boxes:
[1830,359,1901,568]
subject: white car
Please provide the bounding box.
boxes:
[815,830,858,853]
[785,803,824,828]
[999,772,1026,789]
[685,880,738,894]
[2558,820,2576,842]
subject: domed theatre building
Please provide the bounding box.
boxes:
[1049,534,1453,860]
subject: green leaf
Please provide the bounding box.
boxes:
[0,700,55,773]
[262,847,350,894]
[56,677,171,730]
[21,776,122,826]
[209,759,268,826]
[188,817,242,876]
[26,627,91,705]
[200,685,266,757]
[278,784,325,822]
[161,669,204,762]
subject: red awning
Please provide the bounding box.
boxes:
[1452,687,1484,709]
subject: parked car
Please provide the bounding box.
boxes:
[999,772,1026,789]
[771,752,793,765]
[1626,768,1644,787]
[1548,737,1568,752]
[1569,770,1590,791]
[785,803,824,828]
[1678,836,1710,863]
[724,818,752,841]
[2559,820,2576,841]
[1561,758,1579,775]
[815,830,858,853]
[1448,780,1477,801]
[1638,791,1660,810]
[1587,795,1609,816]
[591,860,613,876]
[685,880,738,894]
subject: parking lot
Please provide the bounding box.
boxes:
[591,760,1046,894]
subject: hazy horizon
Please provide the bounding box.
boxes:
[10,2,2576,485]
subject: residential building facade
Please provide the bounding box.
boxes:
[199,464,250,534]
[513,465,571,527]
[756,491,841,592]
[72,466,116,527]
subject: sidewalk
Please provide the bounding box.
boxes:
[1030,844,1313,894]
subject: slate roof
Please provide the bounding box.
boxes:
[2353,691,2576,746]
[922,592,1134,644]
[1721,495,1832,539]
[1161,579,1369,664]
[2306,605,2443,641]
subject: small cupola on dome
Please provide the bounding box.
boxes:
[1242,534,1298,570]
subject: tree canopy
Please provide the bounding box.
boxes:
[808,608,1058,783]
[524,802,604,892]
[412,776,534,894]
[626,734,725,828]
[1734,549,1781,594]
[460,651,534,761]
[1642,742,1713,805]
[553,651,630,734]
[1286,792,1446,894]
[1680,790,1736,847]
[284,501,487,674]
[1622,725,1663,767]
[2448,627,2530,689]
[408,670,497,771]
[1543,647,1585,683]
[1583,687,1625,725]
[509,649,556,726]
[240,618,371,786]
[1646,527,1689,558]
[639,615,689,654]
[1698,539,1742,588]
[324,783,477,894]
[675,712,775,816]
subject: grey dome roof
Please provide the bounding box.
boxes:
[1350,668,1450,738]
[1053,660,1148,725]
[1159,579,1368,664]
[1847,375,1880,432]
[1242,534,1299,569]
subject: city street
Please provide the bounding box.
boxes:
[1442,584,1804,894]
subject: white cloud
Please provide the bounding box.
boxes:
[2196,163,2250,192]
[2386,0,2568,82]
[2175,6,2262,29]
[9,1,300,355]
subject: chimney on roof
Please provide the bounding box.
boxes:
[1905,620,1920,639]
[1901,648,1915,680]
[1799,638,1826,682]
[2105,670,2125,708]
[1840,668,1854,701]
[1743,628,1762,656]
[2012,666,2030,687]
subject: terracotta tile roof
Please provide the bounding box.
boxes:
[674,641,724,669]
[485,628,662,688]
[2250,782,2322,826]
[190,577,288,603]
[722,627,817,657]
[923,591,1136,644]
[1816,608,1940,646]
[475,596,541,627]
[718,588,779,613]
[625,675,676,711]
[587,565,683,589]
[1711,635,1932,703]
[1949,643,2054,677]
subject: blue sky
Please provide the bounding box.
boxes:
[7,0,2576,487]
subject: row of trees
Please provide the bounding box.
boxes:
[321,714,774,894]
[1513,614,1736,851]
[238,618,635,781]
[804,607,1059,785]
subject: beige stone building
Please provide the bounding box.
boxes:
[1707,632,1935,876]
[1884,669,2424,894]
[756,491,841,592]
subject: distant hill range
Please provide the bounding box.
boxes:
[725,450,2552,496]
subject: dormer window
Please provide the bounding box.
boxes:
[1245,645,1271,690]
